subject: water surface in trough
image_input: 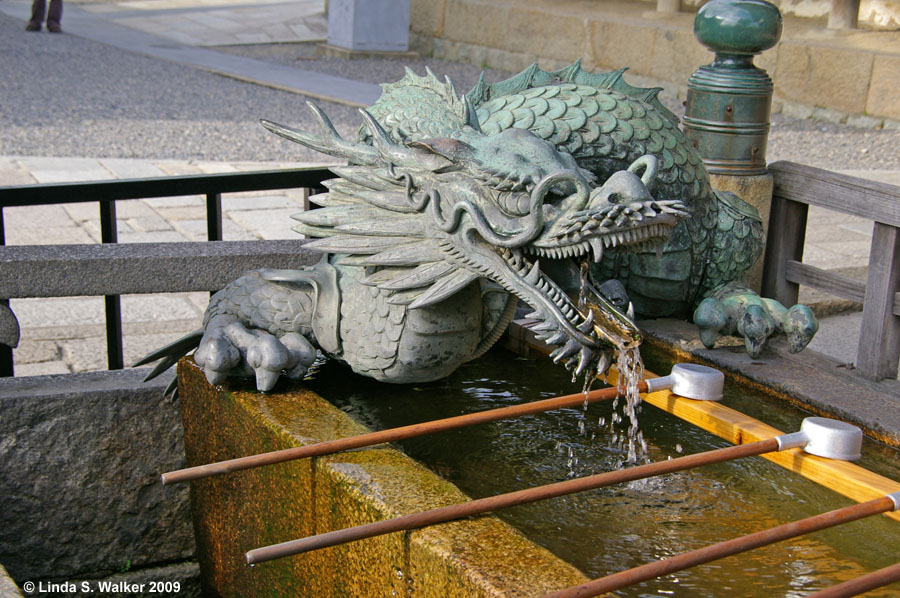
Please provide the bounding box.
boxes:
[305,348,900,597]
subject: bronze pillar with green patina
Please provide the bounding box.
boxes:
[683,0,782,174]
[683,0,782,290]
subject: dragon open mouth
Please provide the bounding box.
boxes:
[482,161,688,375]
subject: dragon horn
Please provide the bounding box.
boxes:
[307,101,342,138]
[260,113,378,165]
[358,108,397,150]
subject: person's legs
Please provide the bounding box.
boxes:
[27,0,45,30]
[46,0,63,32]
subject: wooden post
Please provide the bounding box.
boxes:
[761,194,808,308]
[828,0,860,29]
[856,223,900,380]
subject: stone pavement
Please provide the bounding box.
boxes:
[0,0,382,106]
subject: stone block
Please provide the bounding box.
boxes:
[845,113,885,129]
[0,369,192,582]
[328,0,410,52]
[177,360,589,597]
[505,9,586,63]
[774,42,873,115]
[411,0,446,37]
[442,0,511,49]
[648,27,714,86]
[811,106,848,124]
[588,19,658,76]
[866,54,900,121]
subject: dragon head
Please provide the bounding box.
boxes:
[262,103,688,376]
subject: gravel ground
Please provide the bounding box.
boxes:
[3,11,900,170]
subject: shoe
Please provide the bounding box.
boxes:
[47,24,62,33]
[25,23,41,31]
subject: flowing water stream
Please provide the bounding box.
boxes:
[306,348,900,597]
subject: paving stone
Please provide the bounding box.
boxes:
[16,157,112,183]
[11,297,106,329]
[117,229,192,243]
[156,162,205,176]
[222,193,298,210]
[63,197,157,222]
[127,214,176,232]
[82,219,135,243]
[227,208,306,239]
[2,204,80,230]
[13,360,71,377]
[151,205,209,221]
[172,218,258,241]
[12,339,62,364]
[0,158,36,186]
[4,225,96,246]
[121,294,205,324]
[143,194,206,208]
[98,158,168,179]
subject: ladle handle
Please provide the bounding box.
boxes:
[245,437,781,565]
[804,561,900,598]
[542,495,898,598]
[162,382,645,485]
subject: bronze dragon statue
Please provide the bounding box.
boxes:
[140,62,817,392]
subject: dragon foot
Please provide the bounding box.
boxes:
[196,316,318,392]
[693,283,818,358]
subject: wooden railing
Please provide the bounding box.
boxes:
[762,161,900,381]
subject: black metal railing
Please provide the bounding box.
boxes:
[0,167,332,376]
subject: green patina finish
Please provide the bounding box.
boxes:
[684,0,783,176]
[694,0,783,56]
[177,358,589,597]
[146,54,817,396]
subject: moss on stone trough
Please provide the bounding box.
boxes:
[178,358,588,596]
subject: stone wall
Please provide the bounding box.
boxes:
[0,369,198,595]
[410,0,900,124]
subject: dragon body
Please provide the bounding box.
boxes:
[141,62,817,391]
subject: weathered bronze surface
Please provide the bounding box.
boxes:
[684,0,783,175]
[144,57,817,392]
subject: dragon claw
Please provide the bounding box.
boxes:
[693,285,819,358]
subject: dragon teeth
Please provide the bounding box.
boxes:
[589,237,604,262]
[524,260,541,285]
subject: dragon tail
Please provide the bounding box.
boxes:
[133,329,204,395]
